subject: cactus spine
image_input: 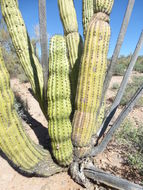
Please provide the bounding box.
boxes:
[72,11,111,158]
[47,35,73,166]
[0,47,63,175]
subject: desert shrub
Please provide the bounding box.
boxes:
[134,62,143,73]
[116,119,143,173]
[111,82,120,90]
[14,93,28,119]
[120,76,143,107]
[113,63,127,76]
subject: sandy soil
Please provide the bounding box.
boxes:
[0,74,143,190]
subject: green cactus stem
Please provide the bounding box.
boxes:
[94,0,114,15]
[58,0,83,112]
[72,12,111,158]
[47,35,73,166]
[66,32,83,109]
[58,0,78,35]
[0,0,44,111]
[0,47,64,176]
[94,101,105,135]
[82,0,94,37]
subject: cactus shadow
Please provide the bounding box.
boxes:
[0,150,38,177]
[14,92,51,150]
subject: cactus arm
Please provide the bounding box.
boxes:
[0,47,64,176]
[39,0,48,106]
[82,0,94,37]
[58,0,78,35]
[58,0,83,109]
[47,35,73,166]
[93,0,114,15]
[72,1,114,157]
[0,0,44,108]
[97,31,143,140]
[66,32,83,111]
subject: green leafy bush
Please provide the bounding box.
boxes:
[113,63,127,76]
[120,76,143,107]
[116,119,143,173]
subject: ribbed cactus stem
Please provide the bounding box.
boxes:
[94,101,105,135]
[58,0,78,35]
[82,0,94,37]
[94,0,114,15]
[72,13,111,158]
[47,35,73,166]
[0,47,64,176]
[0,0,44,109]
[66,32,83,108]
[58,0,83,111]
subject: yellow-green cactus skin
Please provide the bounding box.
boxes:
[0,47,64,176]
[0,0,44,111]
[72,12,111,158]
[58,0,83,110]
[47,35,73,166]
[94,0,114,15]
[58,0,78,35]
[94,101,105,135]
[66,32,83,108]
[82,0,94,36]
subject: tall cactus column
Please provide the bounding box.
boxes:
[92,0,114,136]
[72,0,114,159]
[0,47,64,176]
[0,0,45,113]
[58,0,83,110]
[47,36,73,166]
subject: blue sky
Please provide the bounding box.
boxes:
[8,1,143,57]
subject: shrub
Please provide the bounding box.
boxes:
[116,119,143,173]
[113,63,127,76]
[111,82,120,90]
[120,76,143,107]
[134,62,143,73]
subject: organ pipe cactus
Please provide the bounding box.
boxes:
[47,35,73,165]
[72,12,111,158]
[0,0,143,189]
[0,47,64,176]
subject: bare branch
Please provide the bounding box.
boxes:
[84,164,143,190]
[91,84,143,156]
[39,0,48,101]
[97,31,143,139]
